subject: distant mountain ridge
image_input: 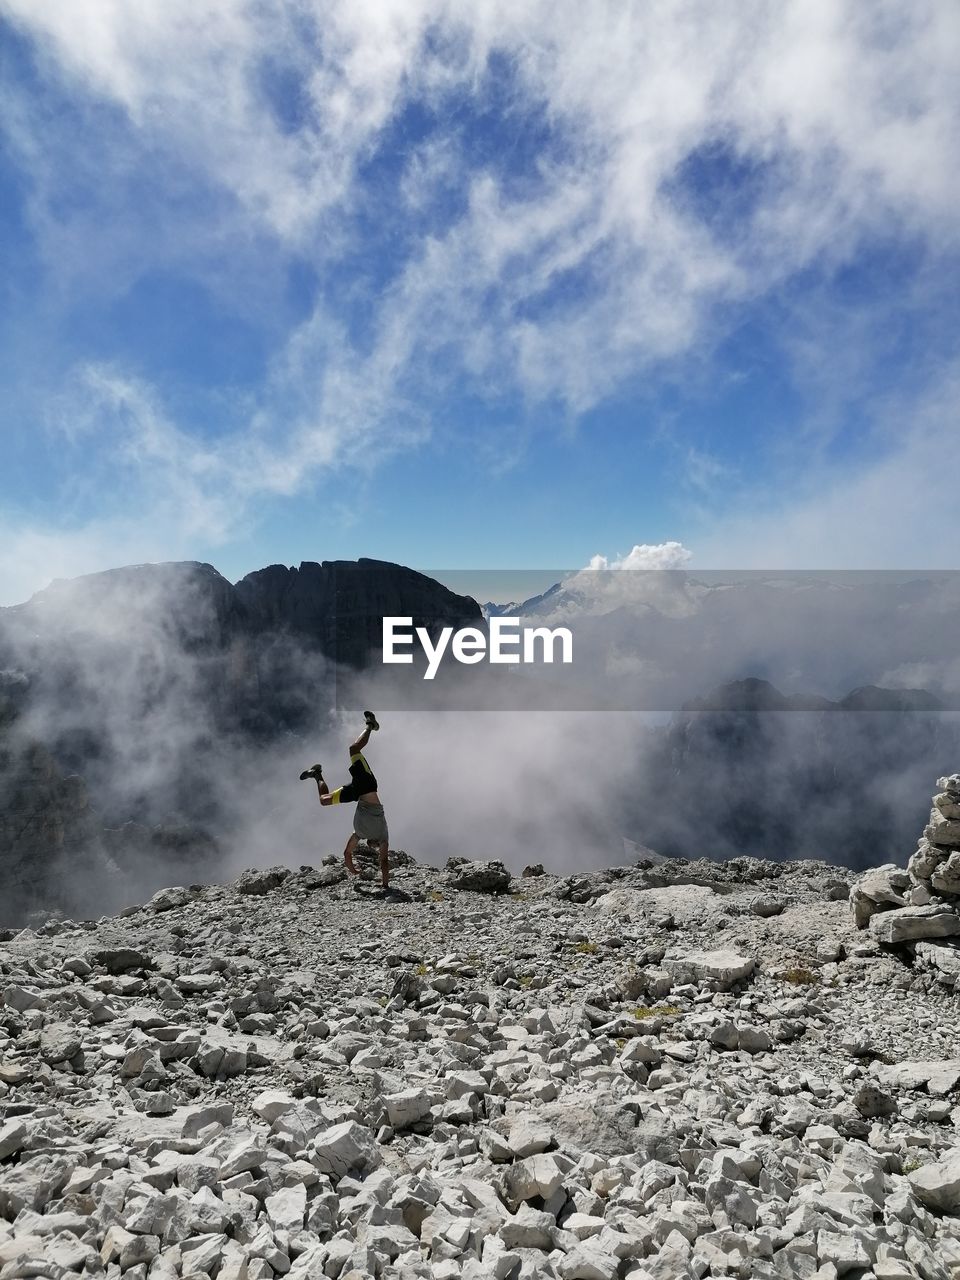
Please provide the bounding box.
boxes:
[484,569,960,706]
[683,676,945,713]
[4,557,481,665]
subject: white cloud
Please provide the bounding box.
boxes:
[0,517,175,606]
[1,1,957,577]
[587,542,693,571]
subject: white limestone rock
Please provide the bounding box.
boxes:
[849,865,910,927]
[925,807,960,849]
[499,1202,556,1250]
[147,886,197,912]
[310,1120,382,1180]
[382,1088,434,1130]
[251,1089,297,1123]
[914,939,960,986]
[182,1102,234,1138]
[0,1121,26,1161]
[931,851,960,894]
[874,1059,960,1096]
[934,791,960,820]
[265,1182,306,1233]
[507,1119,555,1158]
[909,1147,960,1213]
[504,1153,565,1204]
[663,950,755,990]
[870,904,960,944]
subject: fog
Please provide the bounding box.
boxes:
[2,562,959,926]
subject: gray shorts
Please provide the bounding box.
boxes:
[354,800,389,845]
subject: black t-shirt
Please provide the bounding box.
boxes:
[338,752,378,803]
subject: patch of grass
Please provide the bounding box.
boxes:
[782,967,819,986]
[633,1004,681,1020]
[428,890,445,902]
[574,940,598,955]
[414,962,428,977]
[901,1154,923,1174]
[519,975,535,989]
[615,1037,626,1050]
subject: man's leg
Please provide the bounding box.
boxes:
[349,724,371,756]
[377,840,389,890]
[343,832,360,875]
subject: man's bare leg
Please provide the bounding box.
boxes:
[343,832,360,875]
[377,840,389,890]
[349,724,372,755]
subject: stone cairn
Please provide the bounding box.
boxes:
[911,773,960,898]
[850,775,960,985]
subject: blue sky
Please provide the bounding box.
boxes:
[0,1,958,603]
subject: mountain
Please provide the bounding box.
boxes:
[0,557,481,741]
[2,557,481,670]
[628,677,959,870]
[0,558,482,923]
[487,569,960,709]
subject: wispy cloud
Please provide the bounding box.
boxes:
[694,362,960,568]
[1,1,958,592]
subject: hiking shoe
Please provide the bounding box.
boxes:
[364,710,379,731]
[299,763,323,781]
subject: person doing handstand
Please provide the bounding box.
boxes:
[300,712,390,889]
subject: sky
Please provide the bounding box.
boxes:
[0,1,958,605]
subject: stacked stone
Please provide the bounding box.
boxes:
[910,774,960,900]
[850,777,960,987]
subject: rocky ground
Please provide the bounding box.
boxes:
[2,849,960,1280]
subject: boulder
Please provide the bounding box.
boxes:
[869,904,960,945]
[849,865,910,927]
[181,1102,234,1138]
[233,865,291,895]
[909,839,944,882]
[446,859,512,893]
[88,947,155,973]
[914,940,960,986]
[147,886,197,912]
[925,808,960,849]
[310,1121,382,1180]
[265,1183,307,1233]
[749,895,785,917]
[663,949,755,989]
[852,1084,897,1118]
[537,1099,679,1162]
[934,792,960,820]
[874,1059,960,1096]
[39,1022,82,1064]
[0,1121,26,1161]
[909,1148,960,1213]
[504,1153,565,1203]
[251,1090,298,1123]
[932,852,960,895]
[499,1203,555,1250]
[382,1088,434,1131]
